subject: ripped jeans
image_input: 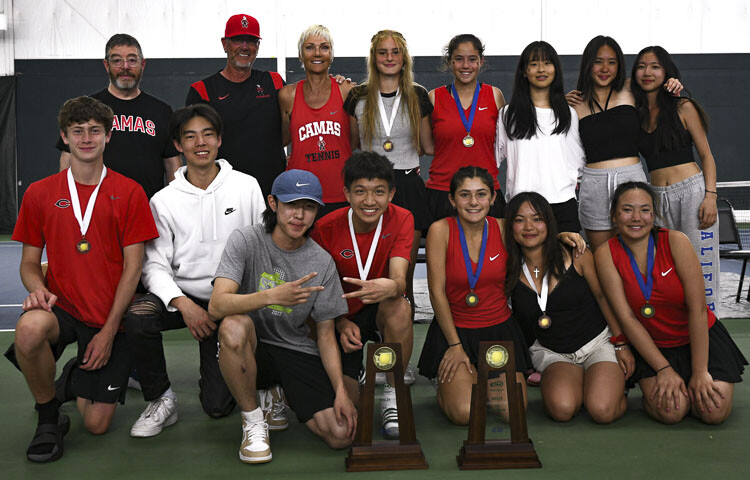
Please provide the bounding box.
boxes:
[123,293,235,418]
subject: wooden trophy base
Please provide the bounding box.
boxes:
[457,439,542,470]
[345,442,428,472]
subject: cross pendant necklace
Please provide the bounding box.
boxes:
[533,267,540,279]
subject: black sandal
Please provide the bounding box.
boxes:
[27,414,70,463]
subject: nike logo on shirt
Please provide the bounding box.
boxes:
[478,107,488,111]
[330,110,338,115]
[490,254,500,261]
[225,208,236,215]
[382,233,392,239]
[219,94,230,100]
[661,268,673,276]
[107,385,120,391]
[404,169,413,175]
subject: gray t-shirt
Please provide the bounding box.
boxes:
[214,224,348,356]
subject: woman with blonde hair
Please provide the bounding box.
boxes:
[345,29,433,318]
[280,25,355,216]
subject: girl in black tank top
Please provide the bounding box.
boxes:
[567,36,683,252]
[504,192,631,424]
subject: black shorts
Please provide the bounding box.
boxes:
[426,187,506,225]
[338,304,382,380]
[393,168,431,231]
[628,320,747,388]
[255,342,335,423]
[550,197,581,234]
[417,316,531,379]
[52,306,130,404]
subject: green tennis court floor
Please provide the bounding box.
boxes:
[1,320,748,479]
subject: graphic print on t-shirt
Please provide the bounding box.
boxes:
[259,267,292,315]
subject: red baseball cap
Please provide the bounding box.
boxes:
[224,14,261,39]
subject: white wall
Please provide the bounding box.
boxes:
[2,0,749,71]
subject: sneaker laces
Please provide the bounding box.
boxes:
[270,397,288,419]
[143,396,171,420]
[243,419,269,445]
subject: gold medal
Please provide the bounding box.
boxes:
[486,344,509,369]
[373,346,397,371]
[76,238,91,254]
[641,303,655,318]
[538,313,552,329]
[383,139,394,152]
[465,292,479,307]
[462,134,474,148]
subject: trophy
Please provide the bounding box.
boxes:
[345,343,428,471]
[456,341,541,469]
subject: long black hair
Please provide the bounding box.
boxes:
[576,36,626,113]
[503,41,570,140]
[631,46,709,151]
[503,192,566,296]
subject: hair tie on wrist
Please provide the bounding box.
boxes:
[705,189,717,195]
[448,342,462,347]
[656,364,671,373]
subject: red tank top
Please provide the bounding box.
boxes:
[288,77,351,203]
[427,83,500,191]
[444,217,512,328]
[608,229,716,348]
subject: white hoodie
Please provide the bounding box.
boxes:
[142,159,264,310]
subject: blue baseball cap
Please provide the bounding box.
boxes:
[271,170,325,206]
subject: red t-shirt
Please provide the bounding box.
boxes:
[311,203,413,315]
[445,217,511,328]
[608,229,716,348]
[287,77,351,203]
[12,169,158,328]
[427,83,500,191]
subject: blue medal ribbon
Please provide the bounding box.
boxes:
[451,83,481,135]
[618,233,655,304]
[457,218,488,291]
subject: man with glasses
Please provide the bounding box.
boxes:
[56,34,180,200]
[185,14,286,197]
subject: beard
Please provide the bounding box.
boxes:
[109,70,141,91]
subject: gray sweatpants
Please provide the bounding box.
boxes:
[652,172,719,315]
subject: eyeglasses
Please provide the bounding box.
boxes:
[228,37,259,46]
[107,57,141,68]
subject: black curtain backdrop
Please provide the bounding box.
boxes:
[0,76,17,234]
[9,54,750,232]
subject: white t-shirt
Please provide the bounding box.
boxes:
[496,105,585,203]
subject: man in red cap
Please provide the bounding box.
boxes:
[185,14,286,198]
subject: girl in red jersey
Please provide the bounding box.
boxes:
[345,30,433,319]
[280,25,354,215]
[426,34,506,223]
[595,182,746,425]
[418,167,584,424]
[505,192,630,424]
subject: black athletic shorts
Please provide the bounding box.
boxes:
[51,306,129,404]
[255,342,336,423]
[550,197,582,234]
[393,168,432,232]
[338,303,382,380]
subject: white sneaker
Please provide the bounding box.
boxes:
[404,364,416,385]
[258,385,289,431]
[240,408,272,463]
[130,394,178,437]
[381,385,399,439]
[376,364,416,385]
